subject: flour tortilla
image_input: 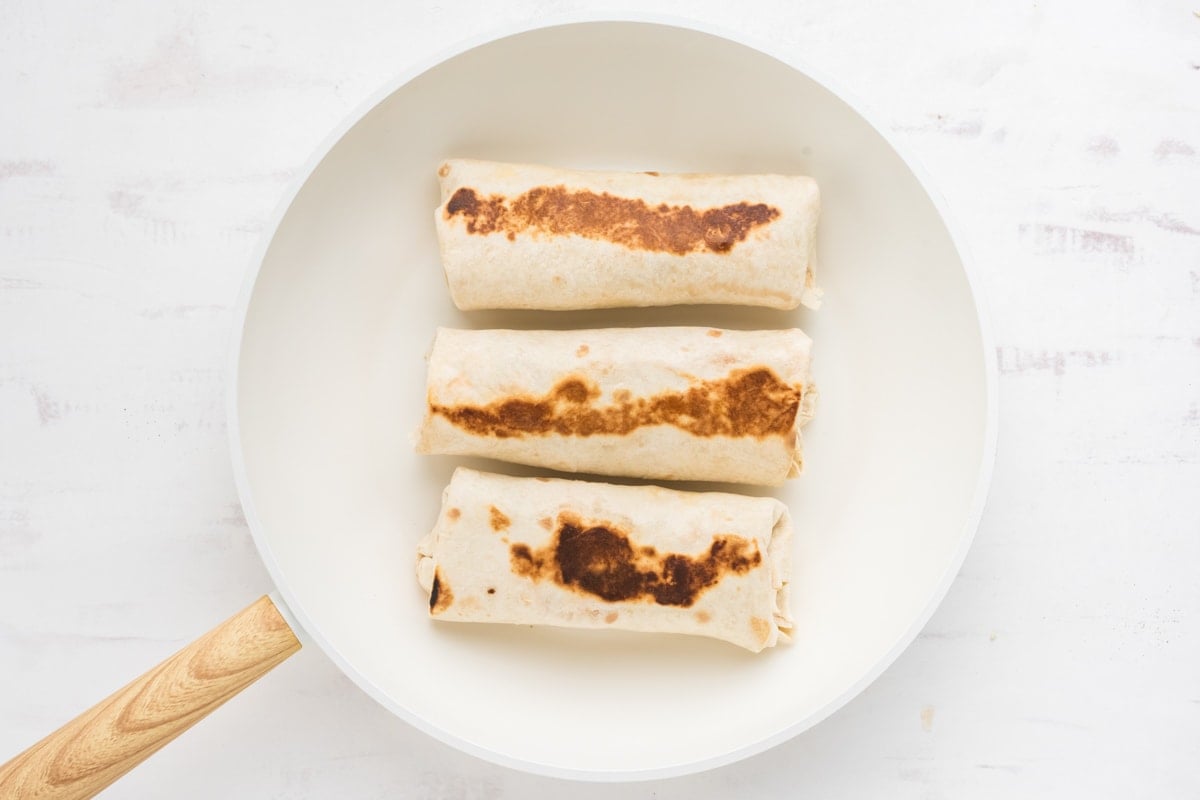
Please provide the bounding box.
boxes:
[416,468,793,652]
[434,159,821,311]
[415,327,816,486]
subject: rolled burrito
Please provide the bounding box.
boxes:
[415,327,816,486]
[417,468,793,652]
[434,159,821,311]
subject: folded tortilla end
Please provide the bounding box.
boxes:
[416,537,436,593]
[800,285,823,311]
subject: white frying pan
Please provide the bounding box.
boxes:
[0,16,996,795]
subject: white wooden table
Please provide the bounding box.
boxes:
[2,2,1196,796]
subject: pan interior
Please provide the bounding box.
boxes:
[234,20,991,778]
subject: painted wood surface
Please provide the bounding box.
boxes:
[1,1,1196,797]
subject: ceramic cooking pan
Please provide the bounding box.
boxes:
[0,17,995,796]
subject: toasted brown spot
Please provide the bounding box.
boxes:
[487,587,496,595]
[429,570,453,614]
[437,163,450,178]
[534,477,550,483]
[539,516,553,531]
[605,611,619,623]
[444,185,779,255]
[554,378,595,404]
[750,617,770,644]
[509,514,761,607]
[445,187,502,232]
[431,369,801,441]
[446,507,461,521]
[510,543,541,578]
[576,344,589,357]
[489,505,510,532]
[643,171,660,176]
[707,329,723,337]
[696,610,712,624]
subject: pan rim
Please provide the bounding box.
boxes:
[226,11,999,782]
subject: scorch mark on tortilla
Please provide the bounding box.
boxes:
[429,570,454,614]
[509,514,761,607]
[444,185,780,255]
[429,368,802,440]
[488,505,510,532]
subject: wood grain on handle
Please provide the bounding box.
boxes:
[0,595,301,799]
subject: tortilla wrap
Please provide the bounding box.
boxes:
[417,468,793,652]
[415,327,816,486]
[434,159,821,311]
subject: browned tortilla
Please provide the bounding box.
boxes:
[416,468,794,652]
[434,159,822,310]
[415,327,817,485]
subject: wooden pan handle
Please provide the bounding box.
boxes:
[0,595,301,799]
